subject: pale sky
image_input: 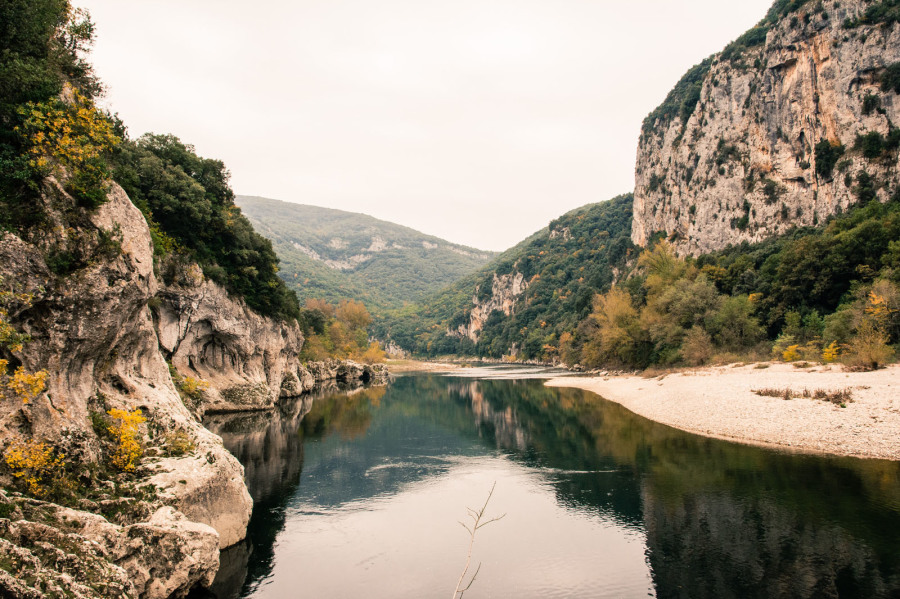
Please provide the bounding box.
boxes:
[79,0,774,251]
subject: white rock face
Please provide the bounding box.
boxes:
[633,0,900,255]
[452,272,529,343]
[0,180,257,592]
[0,499,220,599]
[153,271,304,415]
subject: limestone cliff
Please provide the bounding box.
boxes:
[634,0,900,255]
[451,272,529,344]
[152,263,304,415]
[0,178,309,596]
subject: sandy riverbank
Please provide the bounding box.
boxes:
[384,359,463,373]
[546,362,900,461]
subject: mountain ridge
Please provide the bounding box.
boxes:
[236,195,496,312]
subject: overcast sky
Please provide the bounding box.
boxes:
[79,0,774,251]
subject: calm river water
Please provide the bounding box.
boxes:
[196,367,900,598]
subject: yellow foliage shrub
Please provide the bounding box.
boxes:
[822,341,841,363]
[107,408,146,472]
[354,342,387,365]
[17,88,120,206]
[7,367,48,404]
[179,376,209,400]
[843,321,894,371]
[0,278,48,404]
[782,345,801,362]
[4,439,65,499]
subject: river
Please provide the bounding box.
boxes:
[194,367,900,598]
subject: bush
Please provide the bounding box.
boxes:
[822,341,840,363]
[782,344,801,361]
[814,139,845,178]
[106,408,146,472]
[854,172,878,204]
[4,438,70,500]
[882,62,900,94]
[843,321,894,371]
[5,366,48,403]
[163,430,195,457]
[354,342,387,365]
[0,282,48,404]
[862,93,882,116]
[856,131,887,159]
[682,325,714,366]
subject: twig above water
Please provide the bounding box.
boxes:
[452,481,506,599]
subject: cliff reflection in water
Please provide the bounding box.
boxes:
[202,374,900,599]
[201,381,384,599]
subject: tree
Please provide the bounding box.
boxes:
[582,288,639,366]
[713,295,764,351]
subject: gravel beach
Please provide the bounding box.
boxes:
[546,362,900,461]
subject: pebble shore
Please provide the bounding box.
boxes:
[546,362,900,461]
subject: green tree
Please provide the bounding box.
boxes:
[112,135,299,320]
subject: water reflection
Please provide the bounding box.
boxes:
[200,373,900,599]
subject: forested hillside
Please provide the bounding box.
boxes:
[237,196,495,312]
[375,194,635,360]
[580,195,900,370]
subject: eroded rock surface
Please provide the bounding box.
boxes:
[0,181,254,594]
[450,272,529,343]
[0,495,219,599]
[153,267,304,414]
[634,0,900,254]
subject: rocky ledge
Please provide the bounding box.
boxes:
[278,359,391,402]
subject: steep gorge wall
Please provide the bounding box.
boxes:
[634,0,900,255]
[0,179,308,596]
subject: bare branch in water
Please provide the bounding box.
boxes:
[452,482,506,599]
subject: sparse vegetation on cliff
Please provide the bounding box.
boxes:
[641,58,713,136]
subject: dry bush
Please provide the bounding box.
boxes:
[752,387,853,405]
[842,321,894,371]
[681,326,713,366]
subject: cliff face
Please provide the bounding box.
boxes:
[153,266,304,414]
[0,179,309,596]
[634,0,900,255]
[451,272,528,343]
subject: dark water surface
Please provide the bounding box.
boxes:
[198,369,900,598]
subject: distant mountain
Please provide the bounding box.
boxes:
[376,194,635,359]
[235,196,496,311]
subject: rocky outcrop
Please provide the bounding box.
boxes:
[634,0,900,255]
[383,340,410,359]
[0,495,220,599]
[0,180,252,594]
[451,272,529,343]
[152,263,304,415]
[280,360,390,398]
